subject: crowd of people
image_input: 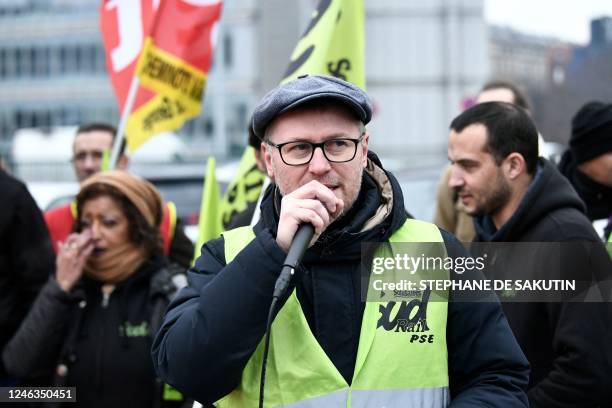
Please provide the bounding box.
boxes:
[0,74,610,407]
[1,127,193,407]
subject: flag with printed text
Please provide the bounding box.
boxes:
[100,0,223,152]
[219,0,365,229]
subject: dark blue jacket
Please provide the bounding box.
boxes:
[152,153,529,406]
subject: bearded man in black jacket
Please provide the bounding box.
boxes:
[447,101,612,407]
[152,75,529,407]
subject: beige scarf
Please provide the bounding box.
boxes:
[84,242,148,284]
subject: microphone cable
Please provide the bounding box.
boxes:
[259,296,278,408]
[259,223,314,408]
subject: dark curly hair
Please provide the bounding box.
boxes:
[74,183,162,256]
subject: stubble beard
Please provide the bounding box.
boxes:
[474,172,512,218]
[275,167,364,223]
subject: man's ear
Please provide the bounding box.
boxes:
[261,143,274,178]
[253,147,267,173]
[117,154,130,170]
[361,132,369,168]
[504,152,526,180]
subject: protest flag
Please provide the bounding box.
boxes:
[220,146,267,229]
[282,0,365,87]
[100,0,223,164]
[219,0,365,228]
[193,156,223,263]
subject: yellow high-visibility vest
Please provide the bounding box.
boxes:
[216,219,450,407]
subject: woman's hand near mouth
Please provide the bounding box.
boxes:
[56,229,95,293]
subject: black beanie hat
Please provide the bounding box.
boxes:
[570,101,612,164]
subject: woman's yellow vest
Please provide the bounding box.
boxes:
[216,219,450,407]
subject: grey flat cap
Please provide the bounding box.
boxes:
[251,74,372,139]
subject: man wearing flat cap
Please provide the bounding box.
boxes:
[152,75,529,407]
[559,101,612,244]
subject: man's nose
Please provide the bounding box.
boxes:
[308,146,331,174]
[83,155,99,170]
[448,166,464,190]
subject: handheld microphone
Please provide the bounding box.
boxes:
[261,223,315,408]
[272,223,315,298]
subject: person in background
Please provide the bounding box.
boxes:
[3,170,190,408]
[558,101,612,243]
[249,123,267,174]
[0,168,55,386]
[447,101,612,407]
[152,75,529,407]
[224,125,270,230]
[44,123,194,268]
[433,80,543,242]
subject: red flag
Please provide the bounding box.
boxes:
[100,1,155,112]
[100,0,223,151]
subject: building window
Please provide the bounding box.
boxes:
[0,48,5,77]
[35,47,50,77]
[96,45,107,73]
[204,119,214,137]
[5,48,16,77]
[30,47,37,76]
[223,33,233,68]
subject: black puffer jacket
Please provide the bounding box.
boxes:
[153,152,529,406]
[0,169,54,380]
[474,158,612,407]
[2,255,188,408]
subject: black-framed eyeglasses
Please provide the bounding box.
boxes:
[267,135,364,166]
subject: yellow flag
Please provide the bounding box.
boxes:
[220,147,267,229]
[219,0,365,230]
[193,156,223,263]
[126,39,206,152]
[282,0,365,88]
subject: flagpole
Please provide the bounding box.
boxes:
[110,75,140,169]
[109,0,165,169]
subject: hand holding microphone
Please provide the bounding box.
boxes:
[273,181,344,298]
[275,180,344,253]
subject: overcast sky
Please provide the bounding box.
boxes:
[485,0,612,44]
